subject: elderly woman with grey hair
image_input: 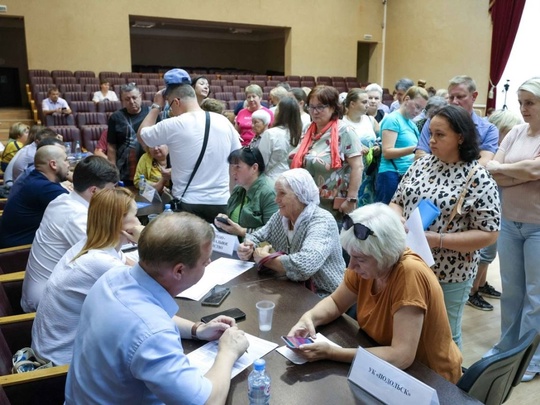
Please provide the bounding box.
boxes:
[235,84,274,146]
[237,168,345,296]
[287,203,462,383]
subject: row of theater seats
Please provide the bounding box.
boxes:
[0,243,68,404]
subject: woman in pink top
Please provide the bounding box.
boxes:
[486,77,540,382]
[235,84,273,146]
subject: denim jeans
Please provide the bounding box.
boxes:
[495,219,540,372]
[375,171,401,204]
[479,241,498,265]
[440,278,474,349]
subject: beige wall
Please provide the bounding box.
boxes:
[384,0,492,102]
[5,0,491,96]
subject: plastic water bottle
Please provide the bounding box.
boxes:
[164,204,172,213]
[248,359,271,405]
[74,141,82,162]
[139,175,146,195]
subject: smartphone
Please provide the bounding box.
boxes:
[201,307,246,324]
[201,287,230,307]
[281,336,314,349]
[215,216,230,225]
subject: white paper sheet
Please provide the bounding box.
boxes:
[187,333,278,378]
[177,257,254,300]
[276,333,342,364]
[405,208,435,267]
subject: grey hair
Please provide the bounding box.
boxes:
[518,77,540,100]
[395,78,414,92]
[245,84,263,98]
[448,75,477,93]
[488,109,523,136]
[365,83,383,97]
[119,82,140,98]
[425,96,448,118]
[340,203,406,270]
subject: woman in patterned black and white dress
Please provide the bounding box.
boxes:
[390,105,500,349]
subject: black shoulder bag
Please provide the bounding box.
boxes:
[170,111,210,211]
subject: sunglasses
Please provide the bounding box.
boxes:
[342,215,376,240]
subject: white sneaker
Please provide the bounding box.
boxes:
[521,371,538,383]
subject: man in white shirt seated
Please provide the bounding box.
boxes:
[65,212,249,404]
[41,86,72,116]
[21,155,119,312]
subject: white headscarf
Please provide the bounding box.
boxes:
[279,168,320,232]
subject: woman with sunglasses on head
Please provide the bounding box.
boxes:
[289,85,363,221]
[214,147,277,239]
[237,168,345,297]
[287,203,462,383]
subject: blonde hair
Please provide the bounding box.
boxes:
[404,86,429,101]
[9,122,29,140]
[73,188,134,261]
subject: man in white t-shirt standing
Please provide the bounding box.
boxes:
[22,156,119,312]
[138,68,241,223]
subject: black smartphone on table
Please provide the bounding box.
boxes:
[215,216,230,225]
[201,286,230,307]
[201,307,246,323]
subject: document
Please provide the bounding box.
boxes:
[405,208,435,267]
[177,257,254,300]
[187,333,278,378]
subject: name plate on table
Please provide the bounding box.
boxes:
[211,225,238,256]
[348,347,439,405]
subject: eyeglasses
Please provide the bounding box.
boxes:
[307,104,329,113]
[342,214,376,240]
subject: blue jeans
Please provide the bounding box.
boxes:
[375,171,401,204]
[479,241,498,265]
[440,278,473,349]
[495,219,540,372]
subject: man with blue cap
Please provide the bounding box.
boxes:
[137,68,241,222]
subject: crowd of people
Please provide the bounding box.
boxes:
[1,68,539,403]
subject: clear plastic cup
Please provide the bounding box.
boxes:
[256,300,275,331]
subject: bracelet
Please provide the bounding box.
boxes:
[191,321,204,340]
[439,233,444,249]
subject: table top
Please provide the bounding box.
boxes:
[176,262,481,405]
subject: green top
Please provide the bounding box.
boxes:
[227,174,278,235]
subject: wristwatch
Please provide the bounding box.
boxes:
[346,197,358,203]
[191,321,204,340]
[151,103,162,111]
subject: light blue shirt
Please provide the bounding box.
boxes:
[417,111,499,154]
[379,111,419,174]
[65,264,212,405]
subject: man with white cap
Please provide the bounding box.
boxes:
[138,68,241,223]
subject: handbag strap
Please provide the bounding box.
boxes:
[442,163,480,232]
[180,111,210,200]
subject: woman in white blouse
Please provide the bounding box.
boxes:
[31,188,144,365]
[258,97,302,180]
[92,80,119,103]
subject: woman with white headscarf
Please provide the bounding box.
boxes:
[237,168,346,296]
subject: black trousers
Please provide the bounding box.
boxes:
[178,202,227,223]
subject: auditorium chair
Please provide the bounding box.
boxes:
[28,70,50,78]
[81,126,107,153]
[316,76,332,85]
[70,101,96,114]
[272,75,286,81]
[138,85,157,94]
[148,78,164,88]
[84,84,100,94]
[287,75,300,82]
[120,72,140,80]
[30,84,50,97]
[301,76,315,82]
[0,245,31,275]
[236,74,253,81]
[29,76,53,87]
[51,70,73,79]
[223,85,241,94]
[140,73,160,80]
[346,82,361,90]
[63,91,89,103]
[0,364,69,405]
[209,85,222,95]
[54,77,78,85]
[250,80,266,88]
[76,112,107,127]
[58,84,82,93]
[143,92,156,102]
[47,126,81,145]
[301,80,316,88]
[107,77,127,87]
[0,272,24,317]
[233,79,249,88]
[96,101,121,114]
[266,80,280,87]
[99,71,120,80]
[211,79,227,87]
[253,75,268,81]
[215,92,235,102]
[288,81,300,88]
[131,78,148,86]
[219,75,235,83]
[79,77,99,86]
[74,70,96,79]
[45,114,75,127]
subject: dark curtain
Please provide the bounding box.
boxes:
[487,0,527,109]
